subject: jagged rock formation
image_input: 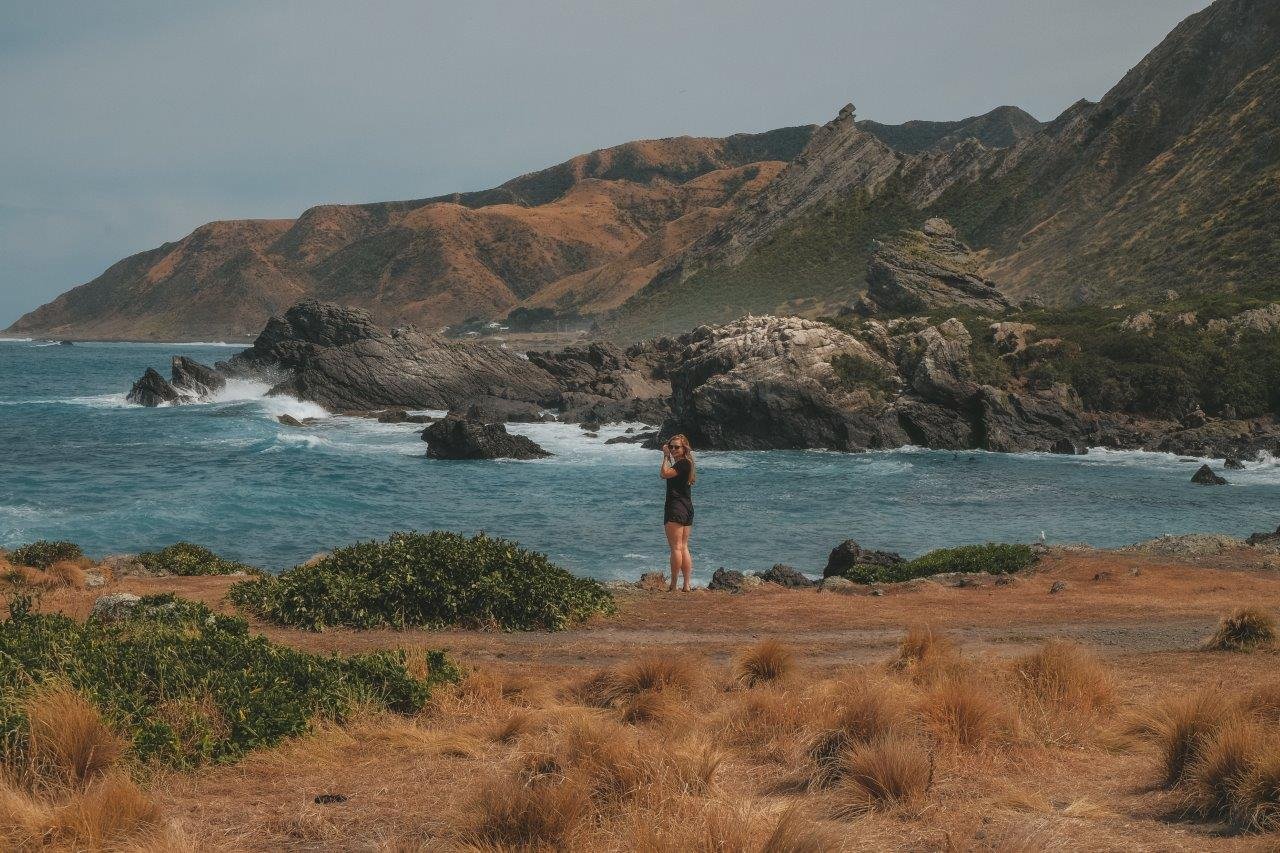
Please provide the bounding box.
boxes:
[421,415,550,460]
[857,106,1044,155]
[215,300,560,412]
[861,219,1014,314]
[126,356,227,406]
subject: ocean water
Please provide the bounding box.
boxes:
[2,339,1279,580]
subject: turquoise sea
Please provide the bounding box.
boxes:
[2,338,1278,580]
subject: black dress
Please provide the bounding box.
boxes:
[664,458,694,526]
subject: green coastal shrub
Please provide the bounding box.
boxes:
[228,531,616,632]
[136,541,257,576]
[839,543,1039,584]
[0,593,457,768]
[902,543,1038,578]
[9,540,83,569]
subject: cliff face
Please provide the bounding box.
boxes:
[7,130,813,341]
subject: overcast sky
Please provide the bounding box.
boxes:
[0,0,1211,328]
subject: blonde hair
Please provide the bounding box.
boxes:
[670,433,696,485]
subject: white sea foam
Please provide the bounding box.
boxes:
[0,337,33,342]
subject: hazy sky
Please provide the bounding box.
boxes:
[0,0,1211,328]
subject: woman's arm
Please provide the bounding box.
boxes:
[659,444,678,479]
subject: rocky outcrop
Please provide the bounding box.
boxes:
[658,315,905,451]
[455,398,549,424]
[126,356,226,406]
[217,300,561,412]
[421,415,550,460]
[756,564,815,589]
[823,540,905,579]
[862,219,1014,315]
[1191,464,1227,485]
[527,340,674,425]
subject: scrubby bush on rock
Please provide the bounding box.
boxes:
[9,540,84,569]
[829,542,1038,584]
[0,593,456,768]
[135,541,257,576]
[228,531,615,631]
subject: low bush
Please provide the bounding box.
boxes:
[1205,607,1277,652]
[9,541,83,570]
[900,543,1038,578]
[0,593,457,768]
[229,531,615,631]
[135,541,257,576]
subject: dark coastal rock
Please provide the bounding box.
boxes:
[708,567,760,593]
[421,415,550,460]
[605,430,658,445]
[218,300,560,412]
[976,385,1095,454]
[863,219,1014,315]
[456,397,548,423]
[558,392,671,426]
[892,398,974,449]
[823,540,905,579]
[1246,526,1280,547]
[170,356,226,398]
[277,414,304,427]
[1224,455,1245,470]
[756,564,815,589]
[1191,464,1227,485]
[126,356,227,406]
[126,367,181,407]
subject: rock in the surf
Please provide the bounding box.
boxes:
[421,414,550,460]
[219,300,560,412]
[1191,464,1227,485]
[126,367,182,407]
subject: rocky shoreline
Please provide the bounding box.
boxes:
[124,292,1280,464]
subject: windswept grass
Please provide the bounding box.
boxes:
[1013,640,1114,714]
[735,639,796,688]
[1205,607,1277,652]
[831,735,934,816]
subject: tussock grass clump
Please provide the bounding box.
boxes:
[735,639,796,687]
[1241,682,1280,723]
[921,676,1008,748]
[0,593,457,768]
[469,769,590,848]
[9,541,83,570]
[890,624,959,685]
[136,541,257,576]
[571,654,699,710]
[1184,717,1266,818]
[831,735,933,816]
[1013,640,1114,714]
[229,531,615,631]
[760,806,842,853]
[807,677,915,788]
[1205,607,1277,652]
[22,684,124,789]
[1133,691,1236,787]
[1233,743,1280,832]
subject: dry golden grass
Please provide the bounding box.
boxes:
[1205,607,1277,652]
[1012,639,1114,714]
[1240,681,1280,723]
[22,684,125,789]
[467,768,590,849]
[734,639,795,688]
[50,771,164,849]
[1132,690,1236,787]
[1232,739,1280,832]
[759,806,842,853]
[830,735,933,816]
[569,653,700,710]
[806,676,916,788]
[889,624,958,684]
[1184,716,1267,818]
[920,676,1009,749]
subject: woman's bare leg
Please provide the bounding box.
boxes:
[664,522,683,591]
[679,524,693,591]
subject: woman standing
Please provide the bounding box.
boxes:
[660,434,696,592]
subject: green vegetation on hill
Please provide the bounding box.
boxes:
[228,531,615,631]
[603,185,916,341]
[0,593,457,768]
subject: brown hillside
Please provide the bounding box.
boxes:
[8,130,812,341]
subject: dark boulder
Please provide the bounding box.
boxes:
[823,540,905,579]
[1191,464,1227,485]
[605,430,659,445]
[126,367,181,407]
[1246,526,1280,547]
[170,356,226,397]
[708,567,748,592]
[278,414,304,427]
[376,410,409,423]
[421,415,550,460]
[976,385,1095,454]
[457,397,548,423]
[756,564,815,589]
[1224,455,1246,470]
